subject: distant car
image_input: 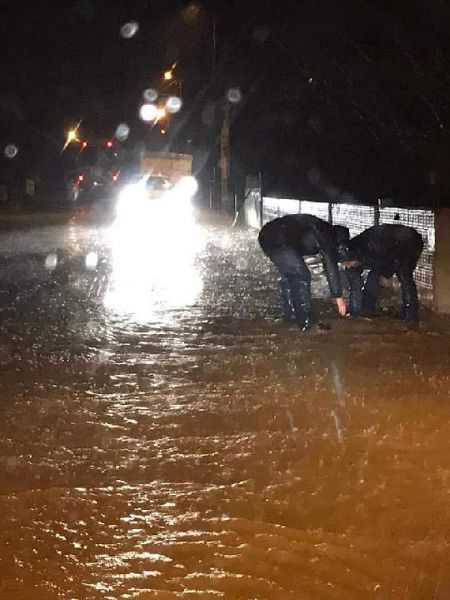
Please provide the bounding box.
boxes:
[115,174,199,228]
[144,175,173,199]
[118,174,173,200]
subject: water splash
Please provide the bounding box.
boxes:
[166,96,182,114]
[143,89,158,103]
[227,87,242,104]
[115,123,130,142]
[4,144,18,159]
[330,360,346,443]
[44,253,58,271]
[120,21,139,39]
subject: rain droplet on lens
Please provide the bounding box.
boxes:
[143,88,158,103]
[115,123,130,142]
[139,103,158,122]
[85,252,98,270]
[166,96,182,114]
[227,87,242,104]
[120,21,139,39]
[253,25,270,43]
[182,2,201,24]
[45,253,58,270]
[4,144,18,159]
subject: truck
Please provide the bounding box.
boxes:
[140,152,193,185]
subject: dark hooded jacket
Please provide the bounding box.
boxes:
[340,224,424,275]
[258,214,348,297]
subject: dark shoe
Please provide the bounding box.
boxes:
[290,279,314,331]
[401,303,419,322]
[296,317,331,333]
[302,321,330,334]
[298,316,314,332]
[361,299,377,316]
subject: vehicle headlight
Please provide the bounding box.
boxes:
[116,183,146,218]
[176,176,198,198]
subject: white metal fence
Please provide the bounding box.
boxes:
[244,188,435,290]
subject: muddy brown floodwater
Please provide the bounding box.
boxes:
[0,212,450,599]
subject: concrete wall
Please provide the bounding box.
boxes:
[433,209,450,314]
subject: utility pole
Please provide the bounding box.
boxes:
[212,17,217,74]
[209,16,218,210]
[219,102,231,213]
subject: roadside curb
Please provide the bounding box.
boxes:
[0,211,73,228]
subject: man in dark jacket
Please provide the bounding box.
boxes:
[338,224,424,321]
[258,214,349,330]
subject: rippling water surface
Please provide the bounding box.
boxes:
[1,213,450,599]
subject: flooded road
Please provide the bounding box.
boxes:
[1,211,450,599]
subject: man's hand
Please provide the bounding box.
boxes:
[334,297,347,317]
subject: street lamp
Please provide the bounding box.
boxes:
[62,120,82,151]
[163,63,177,81]
[67,129,79,144]
[162,63,182,97]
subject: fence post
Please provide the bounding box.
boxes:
[433,208,450,314]
[259,172,264,228]
[328,202,333,224]
[374,201,380,226]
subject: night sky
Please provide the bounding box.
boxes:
[2,0,450,204]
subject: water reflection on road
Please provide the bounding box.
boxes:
[1,213,450,599]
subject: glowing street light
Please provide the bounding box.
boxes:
[62,120,82,151]
[67,129,79,144]
[163,63,177,82]
[139,103,167,124]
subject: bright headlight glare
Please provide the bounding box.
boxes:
[117,182,147,216]
[119,184,135,203]
[177,176,198,198]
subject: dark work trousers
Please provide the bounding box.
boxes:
[267,246,313,330]
[348,266,419,321]
[396,269,419,320]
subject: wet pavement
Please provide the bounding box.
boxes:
[1,210,450,599]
